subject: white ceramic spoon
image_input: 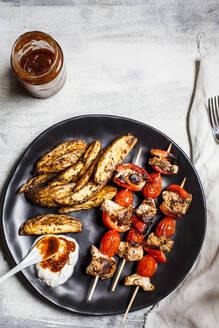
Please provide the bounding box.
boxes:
[0,235,59,285]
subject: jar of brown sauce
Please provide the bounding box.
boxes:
[11,31,66,98]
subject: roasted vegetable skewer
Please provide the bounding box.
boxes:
[148,143,179,175]
[160,177,192,218]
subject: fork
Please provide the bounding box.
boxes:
[208,96,219,143]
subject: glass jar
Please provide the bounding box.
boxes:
[11,31,66,98]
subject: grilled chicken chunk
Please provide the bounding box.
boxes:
[101,199,133,225]
[149,156,178,174]
[124,273,155,291]
[146,233,174,253]
[86,246,117,280]
[136,199,157,223]
[118,242,143,261]
[161,190,192,217]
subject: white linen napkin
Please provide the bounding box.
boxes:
[145,54,219,328]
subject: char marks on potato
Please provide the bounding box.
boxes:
[19,214,82,235]
[35,140,88,173]
[56,181,105,206]
[94,135,138,185]
[19,173,56,194]
[58,186,117,213]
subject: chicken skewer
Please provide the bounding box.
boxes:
[121,177,190,324]
[148,143,179,175]
[87,230,120,301]
[112,144,172,292]
[111,147,147,292]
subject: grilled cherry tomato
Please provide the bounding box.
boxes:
[102,212,130,232]
[115,189,134,207]
[131,215,146,234]
[100,230,121,257]
[159,203,178,218]
[113,163,152,191]
[155,217,176,238]
[126,228,145,245]
[150,149,174,159]
[167,184,190,199]
[137,254,157,277]
[142,172,162,199]
[142,245,167,263]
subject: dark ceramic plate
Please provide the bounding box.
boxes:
[1,115,206,315]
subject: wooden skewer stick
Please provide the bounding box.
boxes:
[88,275,99,301]
[121,286,139,324]
[180,177,186,188]
[111,257,126,292]
[134,147,142,166]
[167,143,172,153]
[111,148,142,292]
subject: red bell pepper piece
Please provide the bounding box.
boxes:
[131,215,146,234]
[142,245,167,263]
[167,184,190,199]
[152,165,174,175]
[102,212,130,232]
[113,163,152,191]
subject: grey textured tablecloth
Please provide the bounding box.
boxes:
[0,1,219,327]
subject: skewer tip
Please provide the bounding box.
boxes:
[88,275,99,301]
[111,258,126,292]
[166,143,172,153]
[180,177,186,188]
[134,147,142,166]
[121,285,140,324]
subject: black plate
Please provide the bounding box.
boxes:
[1,115,206,315]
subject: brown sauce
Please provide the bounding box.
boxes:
[20,49,55,76]
[40,237,76,273]
[36,236,60,260]
[11,31,66,97]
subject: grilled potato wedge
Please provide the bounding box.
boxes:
[19,214,82,235]
[59,186,117,213]
[26,196,58,208]
[94,134,137,185]
[73,162,95,193]
[25,183,76,207]
[19,173,56,194]
[79,140,101,176]
[49,161,84,187]
[73,150,103,192]
[35,140,88,173]
[56,181,104,206]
